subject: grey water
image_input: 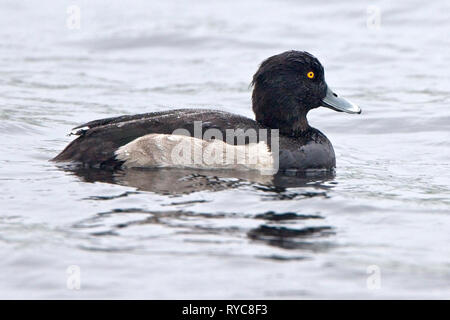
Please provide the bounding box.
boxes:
[0,0,449,299]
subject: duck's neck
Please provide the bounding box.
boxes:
[255,108,310,137]
[289,113,310,136]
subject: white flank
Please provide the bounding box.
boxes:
[115,133,274,173]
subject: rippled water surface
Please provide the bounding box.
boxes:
[1,0,449,298]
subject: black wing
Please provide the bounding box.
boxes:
[52,108,263,167]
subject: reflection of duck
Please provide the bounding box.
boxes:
[248,225,334,251]
[66,166,336,258]
[74,206,334,258]
[63,166,335,196]
[53,51,360,172]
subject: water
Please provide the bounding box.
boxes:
[0,0,449,299]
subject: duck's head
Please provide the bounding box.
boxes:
[252,50,361,135]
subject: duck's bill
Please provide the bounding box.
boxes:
[321,86,361,114]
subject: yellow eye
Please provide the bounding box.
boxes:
[307,71,315,79]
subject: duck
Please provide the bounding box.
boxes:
[53,51,361,173]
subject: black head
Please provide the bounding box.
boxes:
[252,51,360,136]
